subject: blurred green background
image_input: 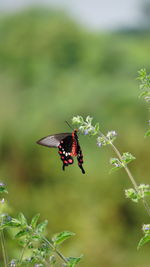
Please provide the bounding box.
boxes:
[0,6,150,267]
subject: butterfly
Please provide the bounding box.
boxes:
[36,129,85,174]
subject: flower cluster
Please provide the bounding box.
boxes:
[138,69,150,92]
[97,135,108,147]
[72,116,99,136]
[72,116,117,148]
[109,152,135,173]
[96,131,117,147]
[121,152,136,164]
[110,158,122,168]
[138,69,150,137]
[138,223,150,250]
[125,184,150,203]
[142,224,150,233]
[106,131,117,141]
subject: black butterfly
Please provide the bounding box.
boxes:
[36,130,85,174]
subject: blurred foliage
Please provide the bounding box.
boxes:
[0,8,150,266]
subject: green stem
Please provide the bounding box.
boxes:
[110,142,138,191]
[42,236,68,264]
[19,243,28,264]
[98,130,150,216]
[0,231,8,267]
[109,141,150,217]
[142,198,150,217]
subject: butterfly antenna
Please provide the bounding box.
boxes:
[65,121,74,130]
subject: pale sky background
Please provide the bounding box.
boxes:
[0,0,148,30]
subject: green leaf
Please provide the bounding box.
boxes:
[125,188,139,203]
[66,256,83,266]
[0,183,8,194]
[18,213,28,226]
[109,166,123,173]
[95,123,99,133]
[145,130,150,137]
[15,229,28,238]
[137,68,146,79]
[31,233,40,239]
[5,218,21,227]
[28,242,33,249]
[144,191,150,196]
[139,91,149,98]
[121,152,136,164]
[52,231,75,246]
[137,234,150,250]
[72,116,84,125]
[86,116,93,124]
[31,213,40,229]
[36,220,48,234]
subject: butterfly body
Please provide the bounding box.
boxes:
[36,130,85,174]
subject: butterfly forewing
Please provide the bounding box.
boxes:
[36,133,71,148]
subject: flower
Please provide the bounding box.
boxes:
[10,260,16,267]
[142,224,150,233]
[1,198,5,204]
[72,116,83,125]
[97,136,107,147]
[106,131,117,140]
[0,182,5,187]
[83,129,89,135]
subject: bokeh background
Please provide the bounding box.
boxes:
[0,0,150,266]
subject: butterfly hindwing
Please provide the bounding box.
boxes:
[58,135,74,171]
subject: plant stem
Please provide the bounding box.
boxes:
[110,142,138,191]
[0,230,8,267]
[142,198,150,217]
[109,141,150,217]
[19,243,28,264]
[42,236,68,264]
[98,130,150,216]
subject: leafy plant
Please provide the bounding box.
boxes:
[72,111,150,249]
[137,68,150,137]
[0,183,82,266]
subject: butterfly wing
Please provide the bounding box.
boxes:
[58,135,74,170]
[36,133,71,148]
